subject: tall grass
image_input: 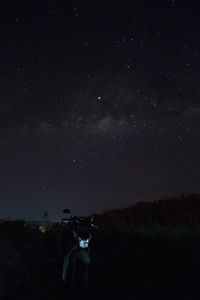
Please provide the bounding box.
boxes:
[99,222,200,240]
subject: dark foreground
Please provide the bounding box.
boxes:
[0,226,200,300]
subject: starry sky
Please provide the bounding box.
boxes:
[0,0,199,220]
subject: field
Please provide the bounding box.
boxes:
[0,195,200,300]
[89,226,200,300]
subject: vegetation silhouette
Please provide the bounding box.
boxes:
[96,194,200,229]
[89,194,200,299]
[0,194,200,299]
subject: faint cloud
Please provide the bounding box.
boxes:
[97,116,114,130]
[94,115,130,133]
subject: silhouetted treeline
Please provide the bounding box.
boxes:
[0,219,25,232]
[96,194,200,227]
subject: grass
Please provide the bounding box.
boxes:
[1,220,200,299]
[90,224,200,299]
[98,222,200,240]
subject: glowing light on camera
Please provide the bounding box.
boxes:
[79,238,89,248]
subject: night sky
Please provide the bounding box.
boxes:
[0,0,200,220]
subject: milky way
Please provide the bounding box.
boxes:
[0,1,199,220]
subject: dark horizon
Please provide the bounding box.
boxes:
[1,192,199,221]
[0,1,199,220]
